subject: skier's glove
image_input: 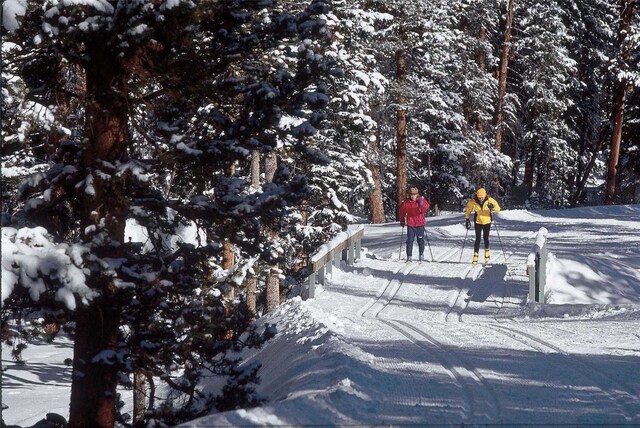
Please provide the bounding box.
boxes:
[487,203,494,210]
[418,199,424,206]
[465,219,471,230]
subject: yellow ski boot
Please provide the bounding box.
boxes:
[484,249,490,264]
[472,252,478,265]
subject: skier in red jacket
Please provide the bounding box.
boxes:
[399,186,430,261]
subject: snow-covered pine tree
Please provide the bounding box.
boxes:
[508,0,579,207]
[565,0,621,206]
[308,0,391,225]
[1,0,333,425]
[369,0,511,210]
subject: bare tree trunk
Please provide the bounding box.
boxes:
[605,0,634,205]
[265,152,277,183]
[300,199,309,225]
[395,50,407,220]
[368,135,385,223]
[495,0,515,152]
[70,55,129,428]
[251,150,260,189]
[133,372,146,424]
[265,270,280,313]
[605,83,626,205]
[245,273,257,321]
[70,303,121,428]
[264,154,279,310]
[478,26,486,72]
[222,241,235,299]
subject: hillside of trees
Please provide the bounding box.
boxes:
[1,0,638,426]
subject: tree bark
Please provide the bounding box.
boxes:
[251,150,260,189]
[70,302,121,428]
[263,155,279,311]
[478,26,486,72]
[245,273,257,321]
[265,152,277,183]
[70,54,129,428]
[222,241,235,300]
[605,82,626,205]
[367,135,385,223]
[605,0,634,205]
[133,372,147,424]
[265,270,280,313]
[495,0,515,152]
[395,50,407,220]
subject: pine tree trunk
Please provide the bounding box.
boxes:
[605,0,634,205]
[605,83,626,205]
[478,26,486,72]
[70,303,121,428]
[265,152,277,183]
[133,372,147,424]
[245,273,257,321]
[69,55,129,428]
[263,155,279,311]
[265,270,279,313]
[395,50,407,219]
[251,150,260,189]
[222,241,235,299]
[368,135,385,223]
[495,0,515,152]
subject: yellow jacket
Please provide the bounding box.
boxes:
[465,196,501,225]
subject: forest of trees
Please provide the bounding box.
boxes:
[1,0,638,426]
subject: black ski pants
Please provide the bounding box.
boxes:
[473,223,491,253]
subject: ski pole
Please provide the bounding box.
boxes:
[424,227,435,261]
[399,225,405,261]
[459,225,469,263]
[492,219,507,262]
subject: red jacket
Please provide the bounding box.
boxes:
[399,196,429,227]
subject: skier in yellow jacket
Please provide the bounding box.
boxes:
[465,187,501,265]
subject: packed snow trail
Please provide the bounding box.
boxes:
[281,211,640,426]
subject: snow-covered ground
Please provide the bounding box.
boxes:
[3,205,640,426]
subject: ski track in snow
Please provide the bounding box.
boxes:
[443,229,536,322]
[355,254,640,424]
[349,214,640,425]
[359,261,497,422]
[382,318,503,423]
[357,262,419,318]
[358,257,502,423]
[486,322,640,423]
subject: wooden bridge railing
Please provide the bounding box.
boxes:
[303,225,364,299]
